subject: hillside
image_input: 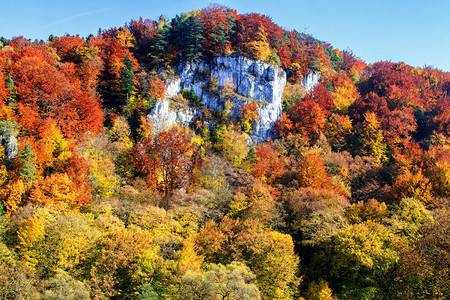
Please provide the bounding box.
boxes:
[0,4,449,299]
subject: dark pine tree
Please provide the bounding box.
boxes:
[120,55,135,108]
[149,16,171,69]
[18,143,36,184]
[171,14,205,63]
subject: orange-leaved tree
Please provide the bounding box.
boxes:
[252,141,285,184]
[199,4,237,55]
[239,102,258,133]
[132,126,195,198]
[297,152,346,196]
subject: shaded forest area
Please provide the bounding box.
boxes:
[0,4,449,299]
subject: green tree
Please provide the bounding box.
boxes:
[210,24,226,55]
[5,70,17,108]
[149,17,171,68]
[171,13,205,63]
[332,221,400,299]
[121,55,135,107]
[180,262,261,300]
[384,197,432,243]
[138,283,159,299]
[18,143,36,184]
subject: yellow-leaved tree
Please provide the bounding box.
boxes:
[16,213,47,269]
[246,25,272,61]
[37,118,72,174]
[331,75,360,114]
[359,112,388,165]
[0,180,25,213]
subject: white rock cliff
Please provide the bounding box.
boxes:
[148,55,320,143]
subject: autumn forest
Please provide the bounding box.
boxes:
[0,4,449,299]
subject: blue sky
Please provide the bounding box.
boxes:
[2,0,450,71]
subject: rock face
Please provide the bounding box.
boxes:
[301,72,321,93]
[148,55,319,143]
[0,125,17,161]
[148,99,196,133]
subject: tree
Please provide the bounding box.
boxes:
[275,112,294,138]
[5,71,16,108]
[282,187,349,247]
[312,42,333,77]
[89,228,156,299]
[239,102,258,133]
[252,142,285,184]
[345,199,387,224]
[282,82,306,113]
[304,279,335,300]
[18,143,36,184]
[394,210,450,299]
[147,76,166,102]
[0,71,10,103]
[326,114,353,152]
[6,41,104,137]
[423,146,450,198]
[28,173,87,209]
[359,112,388,165]
[245,25,272,61]
[0,179,25,213]
[37,212,102,276]
[132,126,194,197]
[0,260,40,299]
[93,32,137,107]
[233,13,287,65]
[227,183,276,227]
[199,5,237,56]
[330,74,359,114]
[149,18,171,68]
[44,269,90,300]
[332,221,400,299]
[16,213,46,269]
[297,152,341,194]
[279,83,334,141]
[79,136,119,197]
[57,154,92,208]
[180,262,261,300]
[126,17,155,60]
[36,118,72,175]
[121,55,135,107]
[384,197,432,242]
[171,13,205,63]
[194,217,300,299]
[214,125,249,167]
[108,115,134,149]
[340,51,366,81]
[390,170,434,206]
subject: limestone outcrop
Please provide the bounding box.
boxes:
[148,55,320,143]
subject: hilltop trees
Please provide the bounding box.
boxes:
[199,5,237,56]
[171,12,205,63]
